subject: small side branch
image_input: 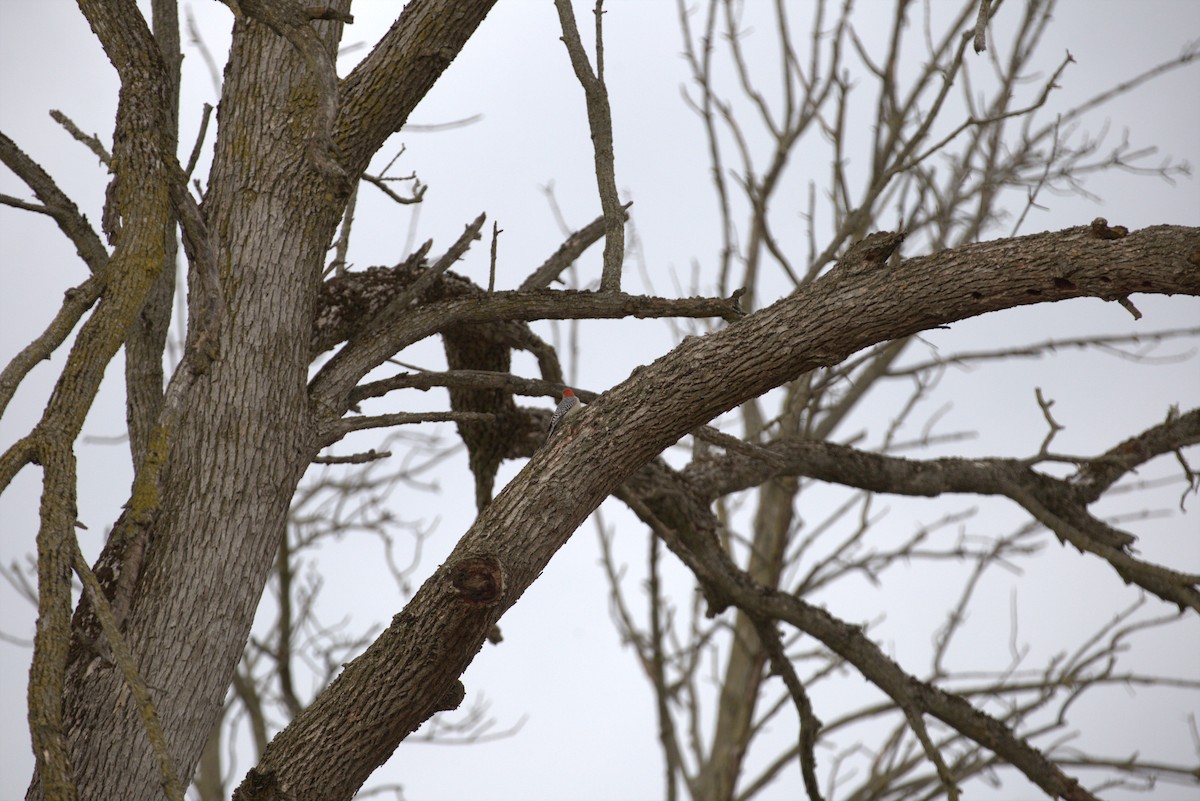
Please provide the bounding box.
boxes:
[363,213,486,334]
[184,102,214,178]
[682,409,1200,611]
[169,173,223,374]
[353,369,569,406]
[900,706,961,801]
[49,109,113,166]
[309,288,745,420]
[489,221,502,293]
[361,171,427,205]
[520,202,632,290]
[320,410,494,448]
[0,276,105,419]
[0,130,110,274]
[618,460,1102,801]
[312,448,391,465]
[1075,406,1200,500]
[972,0,991,54]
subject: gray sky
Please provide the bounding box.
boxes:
[1,1,1198,799]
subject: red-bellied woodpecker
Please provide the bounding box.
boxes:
[546,388,580,441]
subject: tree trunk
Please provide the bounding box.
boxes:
[28,3,497,798]
[36,16,337,800]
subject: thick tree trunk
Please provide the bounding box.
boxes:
[25,2,499,798]
[36,17,339,801]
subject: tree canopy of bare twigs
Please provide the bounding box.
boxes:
[0,2,1197,800]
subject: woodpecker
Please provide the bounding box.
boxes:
[546,388,580,441]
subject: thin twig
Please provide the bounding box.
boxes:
[49,109,112,165]
[489,221,501,294]
[184,102,214,179]
[0,130,110,273]
[362,212,486,334]
[361,171,427,205]
[312,449,392,465]
[323,411,494,446]
[751,615,825,801]
[0,276,105,419]
[330,183,358,277]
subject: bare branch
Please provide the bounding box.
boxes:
[329,184,358,277]
[321,411,495,447]
[0,131,109,273]
[49,109,113,166]
[370,214,486,334]
[889,327,1200,378]
[750,615,825,801]
[360,171,426,205]
[334,0,498,177]
[0,276,104,419]
[617,459,1101,801]
[520,202,631,291]
[553,0,625,291]
[352,368,562,405]
[488,220,501,294]
[973,0,991,53]
[309,288,746,424]
[683,407,1200,610]
[312,449,391,465]
[184,102,214,178]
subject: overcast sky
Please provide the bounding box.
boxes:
[1,1,1198,800]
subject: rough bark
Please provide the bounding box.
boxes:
[125,0,181,474]
[39,13,340,801]
[238,223,1198,799]
[18,0,177,795]
[24,3,498,800]
[8,0,1195,796]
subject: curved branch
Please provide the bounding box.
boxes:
[320,411,494,448]
[19,5,178,794]
[245,224,1196,798]
[1074,406,1200,500]
[520,203,632,291]
[350,368,562,405]
[748,614,825,801]
[70,537,184,801]
[684,412,1200,509]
